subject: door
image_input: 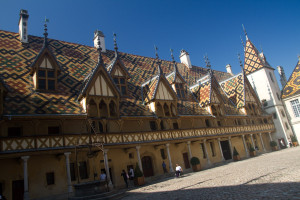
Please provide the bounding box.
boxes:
[220,140,232,160]
[142,156,154,177]
[12,180,24,200]
[182,152,190,169]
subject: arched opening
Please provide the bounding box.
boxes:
[171,103,177,116]
[164,103,170,116]
[205,119,211,127]
[211,105,218,116]
[87,99,97,117]
[141,156,154,177]
[156,102,164,117]
[98,121,104,133]
[109,101,117,117]
[99,100,108,118]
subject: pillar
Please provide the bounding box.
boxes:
[217,138,225,161]
[259,133,266,152]
[21,156,30,200]
[268,132,273,141]
[135,146,143,173]
[250,134,255,149]
[64,152,72,193]
[187,141,192,159]
[228,136,233,159]
[242,135,249,157]
[165,143,174,172]
[103,149,113,190]
[203,139,211,166]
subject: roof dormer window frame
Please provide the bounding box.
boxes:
[36,55,58,91]
[175,82,186,99]
[112,75,128,96]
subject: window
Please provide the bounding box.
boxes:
[175,83,185,99]
[38,58,56,91]
[113,76,127,95]
[46,172,55,185]
[205,119,210,127]
[173,122,179,129]
[276,93,281,101]
[263,118,268,124]
[48,126,60,135]
[160,121,165,130]
[200,143,206,158]
[98,122,104,133]
[8,127,22,137]
[217,121,221,127]
[129,153,134,159]
[150,121,157,131]
[210,142,216,157]
[70,163,76,181]
[109,101,117,117]
[79,161,88,179]
[273,112,277,119]
[281,110,286,117]
[285,122,290,130]
[160,149,166,159]
[269,72,274,82]
[291,99,300,117]
[164,104,170,116]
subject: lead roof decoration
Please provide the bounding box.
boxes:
[282,59,300,99]
[0,30,264,117]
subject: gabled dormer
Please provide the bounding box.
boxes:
[29,22,61,91]
[142,50,178,117]
[78,38,120,119]
[107,34,130,96]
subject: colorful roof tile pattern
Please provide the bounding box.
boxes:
[282,60,300,99]
[0,30,236,117]
[244,39,272,75]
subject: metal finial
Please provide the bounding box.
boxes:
[240,36,245,48]
[238,53,244,71]
[154,45,159,59]
[97,36,102,62]
[43,17,49,44]
[242,24,248,40]
[204,55,211,70]
[113,33,118,53]
[170,49,175,62]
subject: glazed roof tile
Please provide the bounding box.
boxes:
[282,60,300,99]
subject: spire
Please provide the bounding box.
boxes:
[113,33,118,56]
[97,34,102,63]
[154,45,162,75]
[43,17,49,46]
[242,24,249,41]
[238,53,244,72]
[170,48,179,73]
[204,55,212,74]
[240,35,245,49]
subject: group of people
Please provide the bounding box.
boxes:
[121,167,134,188]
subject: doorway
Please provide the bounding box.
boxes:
[12,180,24,200]
[142,156,154,177]
[182,152,191,169]
[220,140,232,160]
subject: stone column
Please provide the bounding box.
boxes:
[217,138,225,161]
[21,156,30,200]
[135,146,143,173]
[64,152,73,193]
[259,133,266,152]
[250,134,255,149]
[187,141,192,159]
[268,132,273,141]
[103,149,113,190]
[165,143,174,172]
[228,136,233,159]
[203,139,211,166]
[242,135,249,157]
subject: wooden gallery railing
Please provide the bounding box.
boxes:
[0,124,275,153]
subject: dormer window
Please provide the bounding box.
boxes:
[175,83,185,99]
[113,76,127,95]
[38,58,56,90]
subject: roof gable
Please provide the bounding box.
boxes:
[282,60,300,99]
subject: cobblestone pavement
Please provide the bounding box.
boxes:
[121,147,300,200]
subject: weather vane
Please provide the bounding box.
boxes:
[170,48,175,62]
[154,45,159,59]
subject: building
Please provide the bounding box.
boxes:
[241,29,293,148]
[281,58,300,142]
[0,10,275,200]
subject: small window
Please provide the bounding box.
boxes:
[175,83,185,99]
[217,121,221,127]
[290,99,300,117]
[160,149,166,159]
[210,142,216,157]
[113,76,127,95]
[173,122,179,129]
[48,126,60,135]
[150,121,157,131]
[98,122,104,133]
[281,110,286,117]
[46,172,55,185]
[269,72,274,82]
[273,112,277,119]
[285,122,289,130]
[205,119,210,127]
[276,93,281,101]
[70,163,76,181]
[263,118,268,124]
[8,127,22,137]
[160,121,165,130]
[129,153,134,159]
[200,143,206,159]
[79,161,88,179]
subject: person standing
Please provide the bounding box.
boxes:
[121,169,129,188]
[128,166,134,186]
[162,161,168,173]
[175,164,182,178]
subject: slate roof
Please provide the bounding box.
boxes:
[0,30,236,116]
[282,60,300,99]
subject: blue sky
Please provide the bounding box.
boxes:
[1,0,299,86]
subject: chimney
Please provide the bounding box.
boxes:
[18,9,29,43]
[179,50,192,68]
[226,64,233,75]
[94,30,106,53]
[277,66,287,88]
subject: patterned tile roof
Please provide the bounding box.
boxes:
[0,30,234,116]
[244,39,272,75]
[282,60,300,99]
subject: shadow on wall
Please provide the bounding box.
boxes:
[124,182,300,199]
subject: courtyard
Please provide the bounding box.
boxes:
[122,147,300,200]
